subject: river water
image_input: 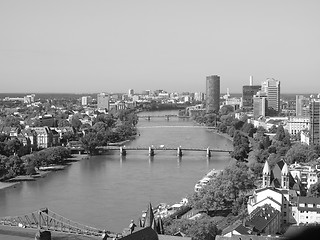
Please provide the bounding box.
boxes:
[0,110,233,233]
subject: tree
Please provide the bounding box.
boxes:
[3,115,21,128]
[285,143,318,164]
[71,116,82,130]
[80,131,100,154]
[219,105,234,116]
[163,217,219,240]
[231,131,250,161]
[241,123,256,137]
[57,119,71,127]
[5,137,23,156]
[274,125,286,141]
[308,182,320,197]
[269,125,278,133]
[190,162,254,213]
[218,123,227,133]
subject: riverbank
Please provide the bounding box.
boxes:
[0,154,89,191]
[208,129,233,142]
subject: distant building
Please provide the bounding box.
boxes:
[285,116,309,136]
[97,93,109,111]
[296,95,310,117]
[128,89,134,96]
[31,126,53,149]
[261,78,280,113]
[253,91,268,119]
[206,75,220,113]
[81,96,92,106]
[142,90,151,96]
[242,76,261,111]
[291,196,320,224]
[194,92,205,102]
[39,114,57,127]
[24,94,35,104]
[289,162,318,190]
[310,98,320,145]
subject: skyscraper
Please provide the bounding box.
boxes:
[242,76,261,111]
[206,75,220,113]
[310,99,320,145]
[261,78,280,113]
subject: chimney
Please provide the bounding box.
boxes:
[249,76,253,86]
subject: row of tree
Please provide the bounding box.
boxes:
[0,146,71,181]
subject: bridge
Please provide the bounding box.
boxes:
[137,114,190,120]
[0,208,117,239]
[100,146,232,157]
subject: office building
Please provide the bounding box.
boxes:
[128,89,134,96]
[296,95,310,117]
[194,92,205,102]
[242,76,261,111]
[206,75,220,113]
[97,93,109,110]
[261,78,281,113]
[310,99,320,145]
[253,91,268,119]
[81,96,92,106]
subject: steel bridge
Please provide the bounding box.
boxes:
[0,208,115,238]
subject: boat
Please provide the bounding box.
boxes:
[194,169,219,192]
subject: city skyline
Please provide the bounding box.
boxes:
[1,0,320,94]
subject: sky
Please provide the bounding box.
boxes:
[0,0,320,94]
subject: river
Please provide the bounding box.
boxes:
[0,110,233,233]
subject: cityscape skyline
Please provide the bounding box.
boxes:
[1,0,320,93]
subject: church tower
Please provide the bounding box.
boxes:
[281,162,289,189]
[262,161,271,188]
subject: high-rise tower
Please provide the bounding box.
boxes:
[310,98,320,145]
[242,76,261,111]
[206,75,220,113]
[261,78,280,113]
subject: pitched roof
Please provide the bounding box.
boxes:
[245,204,280,233]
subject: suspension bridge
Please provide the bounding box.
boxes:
[0,208,115,239]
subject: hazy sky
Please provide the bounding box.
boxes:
[1,0,319,94]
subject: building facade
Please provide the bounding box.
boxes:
[296,95,310,117]
[206,75,220,113]
[310,99,320,145]
[261,78,280,113]
[242,85,261,111]
[285,116,310,136]
[253,91,268,119]
[291,197,320,224]
[97,93,109,111]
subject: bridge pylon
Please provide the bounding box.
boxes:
[177,146,182,157]
[206,147,211,157]
[149,146,155,156]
